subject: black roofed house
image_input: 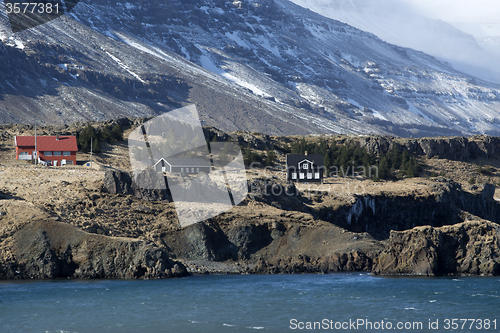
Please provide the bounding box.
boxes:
[154,157,211,174]
[286,154,324,183]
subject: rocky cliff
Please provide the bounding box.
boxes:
[164,211,383,274]
[345,135,500,161]
[98,168,500,276]
[0,218,187,279]
[0,194,188,279]
[318,181,500,239]
[373,220,500,276]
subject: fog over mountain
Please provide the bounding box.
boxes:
[1,0,500,137]
[291,0,500,84]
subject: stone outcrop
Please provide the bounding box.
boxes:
[103,168,133,195]
[346,135,500,161]
[103,168,170,201]
[251,250,374,274]
[372,220,500,276]
[0,220,187,279]
[163,222,239,261]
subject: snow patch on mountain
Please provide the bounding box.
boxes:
[14,39,25,49]
[105,51,145,83]
[253,35,280,57]
[407,102,435,124]
[222,73,271,97]
[225,32,250,49]
[199,53,223,76]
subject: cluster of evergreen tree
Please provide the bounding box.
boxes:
[77,124,123,153]
[290,137,423,180]
[375,147,422,180]
[99,124,124,143]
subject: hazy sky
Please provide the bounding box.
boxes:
[400,0,500,22]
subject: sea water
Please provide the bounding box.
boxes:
[0,274,498,332]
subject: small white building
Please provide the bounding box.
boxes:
[154,158,211,174]
[286,154,324,183]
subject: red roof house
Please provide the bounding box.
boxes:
[14,135,78,166]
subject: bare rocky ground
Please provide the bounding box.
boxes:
[1,121,500,278]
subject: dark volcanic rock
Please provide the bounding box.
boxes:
[1,220,188,279]
[155,208,384,275]
[372,220,500,276]
[163,222,238,261]
[251,250,374,274]
[350,135,500,161]
[131,168,170,201]
[480,183,496,201]
[227,224,274,259]
[103,169,133,195]
[103,168,170,201]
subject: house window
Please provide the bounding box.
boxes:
[18,151,32,160]
[303,164,309,169]
[181,167,184,173]
[54,151,61,156]
[315,173,320,179]
[299,173,305,179]
[307,173,312,179]
[66,160,73,165]
[44,151,52,156]
[197,168,199,173]
[162,167,166,172]
[63,151,71,156]
[191,168,195,173]
[292,173,297,180]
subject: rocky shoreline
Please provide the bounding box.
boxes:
[1,170,499,279]
[1,130,500,279]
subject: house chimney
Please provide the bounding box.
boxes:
[56,133,59,141]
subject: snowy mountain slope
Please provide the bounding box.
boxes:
[1,0,500,137]
[290,0,500,85]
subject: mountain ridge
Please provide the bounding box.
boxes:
[290,0,500,84]
[0,0,500,137]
